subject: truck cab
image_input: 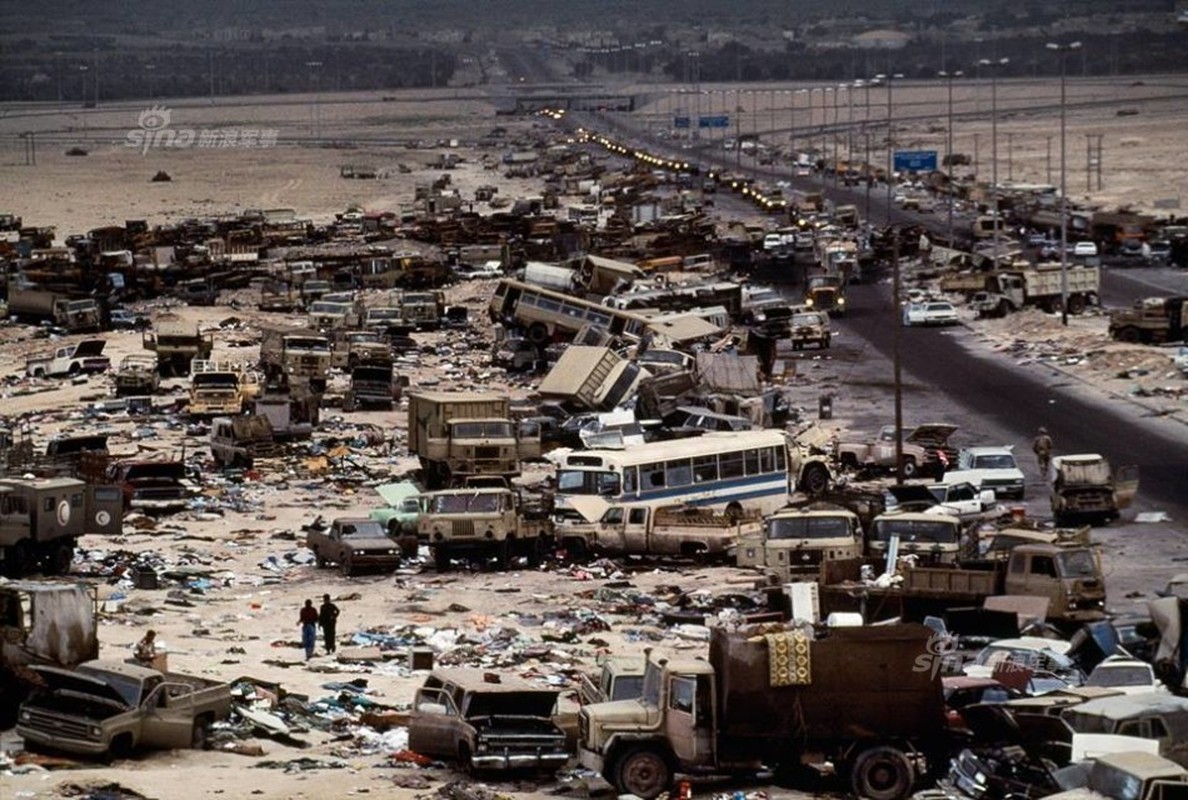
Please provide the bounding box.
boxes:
[736,506,863,580]
[1050,454,1140,526]
[419,487,548,571]
[868,511,962,565]
[1002,543,1107,622]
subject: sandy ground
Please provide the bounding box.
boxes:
[1,78,1187,800]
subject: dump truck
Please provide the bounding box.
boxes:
[143,321,214,377]
[555,503,762,564]
[419,486,550,571]
[578,623,946,800]
[819,542,1107,625]
[407,391,540,489]
[17,659,232,758]
[0,477,124,577]
[735,505,864,582]
[973,265,1100,317]
[7,288,101,332]
[1109,296,1188,344]
[1050,454,1139,526]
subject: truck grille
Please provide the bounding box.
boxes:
[452,519,476,537]
[22,708,92,739]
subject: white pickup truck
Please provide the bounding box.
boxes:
[941,446,1027,500]
[25,339,111,378]
[885,481,1002,523]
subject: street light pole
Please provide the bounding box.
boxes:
[1048,40,1082,326]
[979,57,1009,268]
[877,73,903,225]
[939,70,963,246]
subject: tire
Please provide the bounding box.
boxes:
[615,748,673,800]
[4,542,32,577]
[799,463,829,496]
[109,733,134,761]
[851,746,914,800]
[1066,294,1086,315]
[527,322,550,345]
[493,539,511,570]
[339,556,354,577]
[46,542,74,576]
[315,550,328,568]
[560,537,589,565]
[1116,326,1141,343]
[434,546,451,573]
[526,537,544,568]
[822,335,831,349]
[901,457,919,479]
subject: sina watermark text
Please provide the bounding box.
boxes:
[126,106,278,155]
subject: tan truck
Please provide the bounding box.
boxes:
[820,542,1107,625]
[1050,454,1139,526]
[113,355,160,397]
[1,477,124,577]
[259,326,332,392]
[188,362,251,417]
[1109,296,1187,344]
[407,391,539,489]
[866,511,964,565]
[735,505,863,582]
[556,503,762,564]
[17,659,231,758]
[419,487,550,572]
[143,321,214,377]
[788,308,831,350]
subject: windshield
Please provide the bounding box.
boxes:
[192,373,238,388]
[972,454,1018,469]
[285,337,330,352]
[640,351,687,366]
[768,516,853,540]
[1087,665,1152,688]
[792,314,823,326]
[67,300,95,312]
[1058,550,1098,578]
[611,675,645,702]
[310,302,348,314]
[450,421,513,438]
[873,519,960,544]
[77,666,142,706]
[340,521,387,538]
[556,469,620,496]
[429,492,506,513]
[368,309,401,321]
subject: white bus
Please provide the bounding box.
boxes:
[489,278,650,345]
[551,430,830,522]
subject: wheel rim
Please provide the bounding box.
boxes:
[622,752,669,798]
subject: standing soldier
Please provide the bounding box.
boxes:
[319,594,340,655]
[1032,427,1053,477]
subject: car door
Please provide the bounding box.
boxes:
[1114,465,1140,509]
[408,687,460,758]
[140,683,199,749]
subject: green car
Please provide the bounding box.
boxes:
[370,480,425,557]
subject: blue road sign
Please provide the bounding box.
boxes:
[674,116,691,129]
[698,115,729,129]
[893,150,939,172]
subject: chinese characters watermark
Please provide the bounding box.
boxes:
[125,106,279,155]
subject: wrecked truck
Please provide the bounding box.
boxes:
[578,622,946,800]
[17,659,231,758]
[555,502,762,564]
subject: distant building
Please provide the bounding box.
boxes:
[853,29,911,50]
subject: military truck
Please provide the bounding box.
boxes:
[407,391,540,489]
[113,355,160,397]
[188,363,245,417]
[330,329,392,369]
[973,264,1100,317]
[143,320,214,377]
[258,325,332,392]
[391,289,445,330]
[1050,454,1139,526]
[0,477,124,577]
[735,505,864,582]
[1109,296,1187,344]
[867,511,964,565]
[17,660,232,758]
[419,487,550,571]
[209,416,280,468]
[789,308,832,350]
[819,542,1107,625]
[7,288,101,332]
[555,503,762,564]
[578,623,946,800]
[343,364,399,411]
[805,272,846,316]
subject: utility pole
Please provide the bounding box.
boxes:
[892,230,904,484]
[1048,40,1082,327]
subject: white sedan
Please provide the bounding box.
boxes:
[903,301,960,327]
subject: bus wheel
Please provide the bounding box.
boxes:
[527,323,550,345]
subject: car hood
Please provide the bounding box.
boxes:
[906,424,958,447]
[28,664,129,707]
[374,480,419,507]
[74,339,107,357]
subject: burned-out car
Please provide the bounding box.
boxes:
[106,459,195,514]
[835,423,958,479]
[305,517,408,576]
[408,667,570,774]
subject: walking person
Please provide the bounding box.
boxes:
[318,594,340,655]
[299,599,318,660]
[1032,426,1053,478]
